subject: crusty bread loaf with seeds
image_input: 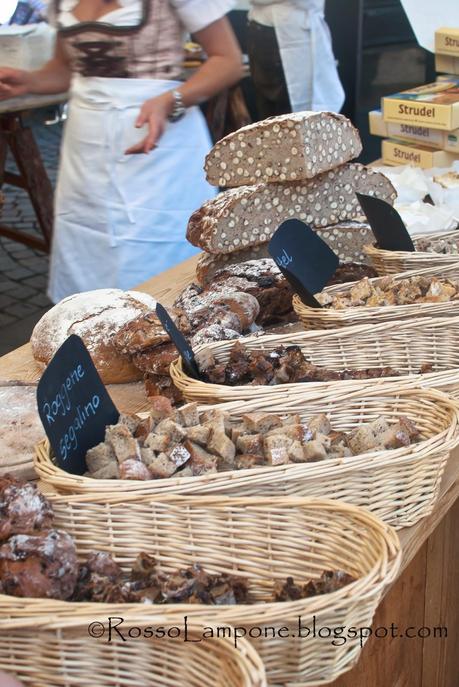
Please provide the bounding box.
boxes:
[187,163,396,255]
[205,112,362,188]
[195,221,373,284]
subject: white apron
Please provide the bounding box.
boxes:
[271,0,345,113]
[48,74,215,303]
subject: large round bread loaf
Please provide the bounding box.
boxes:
[187,163,396,254]
[205,111,362,187]
[31,289,157,384]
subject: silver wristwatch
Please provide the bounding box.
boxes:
[168,89,186,122]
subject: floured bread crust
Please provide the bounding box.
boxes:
[0,386,44,480]
[30,289,157,384]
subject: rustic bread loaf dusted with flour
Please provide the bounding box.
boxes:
[204,111,362,187]
[31,289,158,384]
[187,163,396,254]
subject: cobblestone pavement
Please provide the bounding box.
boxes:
[0,108,63,356]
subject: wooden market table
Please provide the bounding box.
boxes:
[0,92,68,252]
[0,253,457,686]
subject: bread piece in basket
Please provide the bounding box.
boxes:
[171,315,459,403]
[0,495,401,686]
[293,262,459,330]
[365,230,459,275]
[34,386,459,528]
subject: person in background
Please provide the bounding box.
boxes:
[0,0,242,303]
[247,0,344,118]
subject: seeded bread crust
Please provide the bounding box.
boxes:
[187,163,396,254]
[195,221,373,285]
[205,111,362,187]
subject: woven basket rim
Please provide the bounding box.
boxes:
[364,229,459,261]
[170,314,459,400]
[33,386,459,493]
[295,260,459,307]
[0,496,401,626]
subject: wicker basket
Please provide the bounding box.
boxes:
[171,315,459,404]
[0,620,266,687]
[0,496,401,686]
[34,386,459,528]
[293,262,459,330]
[365,231,459,275]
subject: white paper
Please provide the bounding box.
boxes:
[374,163,459,236]
[400,0,459,52]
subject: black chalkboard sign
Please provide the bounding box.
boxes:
[36,335,119,475]
[268,219,339,308]
[155,303,201,380]
[356,192,415,252]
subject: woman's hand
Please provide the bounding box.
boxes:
[0,67,32,100]
[125,91,174,155]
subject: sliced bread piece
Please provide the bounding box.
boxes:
[195,220,374,284]
[205,111,362,188]
[187,163,396,254]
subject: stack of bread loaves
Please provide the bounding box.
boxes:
[187,112,397,286]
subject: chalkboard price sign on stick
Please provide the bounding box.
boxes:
[155,303,201,380]
[269,219,340,308]
[356,192,415,252]
[36,335,119,475]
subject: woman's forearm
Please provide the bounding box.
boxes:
[27,58,72,95]
[178,18,243,107]
[179,55,243,107]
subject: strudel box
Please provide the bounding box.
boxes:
[436,54,459,76]
[381,139,458,168]
[369,110,459,153]
[435,27,459,57]
[382,79,459,131]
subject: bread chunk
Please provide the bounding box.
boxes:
[236,434,264,456]
[90,462,120,479]
[147,453,178,479]
[105,425,141,463]
[242,413,283,434]
[205,112,362,187]
[85,443,116,473]
[119,458,151,480]
[185,424,211,446]
[185,441,218,475]
[302,441,328,462]
[187,164,396,254]
[176,403,200,428]
[263,435,291,465]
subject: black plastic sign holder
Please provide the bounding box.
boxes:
[269,219,340,307]
[36,334,119,476]
[356,192,415,252]
[155,302,201,380]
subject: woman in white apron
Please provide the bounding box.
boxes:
[0,0,242,302]
[248,0,344,116]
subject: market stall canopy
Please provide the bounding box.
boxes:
[400,0,459,52]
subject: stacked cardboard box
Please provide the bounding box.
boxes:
[369,28,459,168]
[435,27,459,77]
